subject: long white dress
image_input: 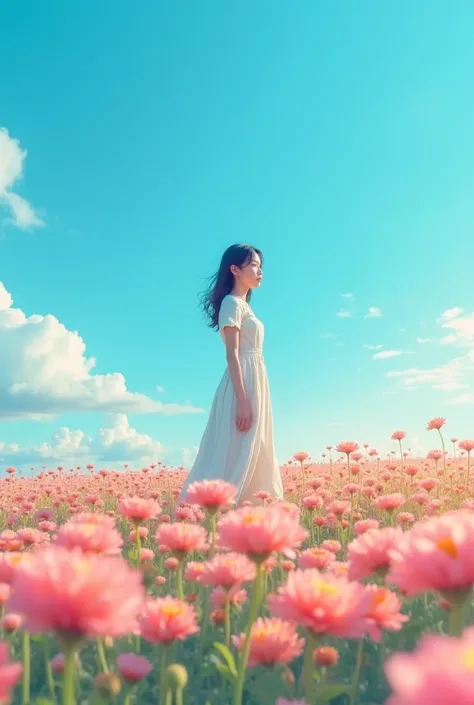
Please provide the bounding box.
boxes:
[180,294,284,504]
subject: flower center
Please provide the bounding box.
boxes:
[436,536,458,559]
[461,647,474,670]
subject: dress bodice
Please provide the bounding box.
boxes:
[218,295,264,353]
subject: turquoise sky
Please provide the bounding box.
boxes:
[1,1,474,469]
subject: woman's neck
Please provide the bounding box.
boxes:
[231,283,249,300]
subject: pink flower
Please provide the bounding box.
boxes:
[302,495,324,511]
[348,527,403,581]
[210,585,247,609]
[384,629,474,705]
[217,505,308,561]
[427,417,446,431]
[116,653,153,682]
[201,552,256,587]
[294,452,309,463]
[232,617,304,667]
[364,585,409,642]
[155,523,208,555]
[55,519,123,555]
[388,510,474,597]
[298,548,335,571]
[321,540,342,554]
[374,494,406,512]
[184,562,205,583]
[119,497,161,524]
[268,569,370,639]
[391,431,406,441]
[8,546,145,639]
[184,480,237,509]
[0,642,22,703]
[139,597,199,644]
[459,440,474,453]
[336,441,359,456]
[354,519,380,535]
[275,700,307,705]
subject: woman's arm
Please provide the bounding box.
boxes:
[223,326,252,432]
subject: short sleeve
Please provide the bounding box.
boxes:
[219,295,243,332]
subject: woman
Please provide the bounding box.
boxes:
[180,244,284,505]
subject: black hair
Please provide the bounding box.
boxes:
[200,244,263,329]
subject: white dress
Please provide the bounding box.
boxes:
[180,294,283,504]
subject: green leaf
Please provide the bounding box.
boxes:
[35,699,55,705]
[213,641,237,676]
[316,683,353,703]
[208,656,236,684]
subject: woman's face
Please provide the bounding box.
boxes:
[234,252,262,290]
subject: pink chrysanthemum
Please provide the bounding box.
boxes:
[336,441,359,456]
[155,523,208,556]
[298,548,335,571]
[116,653,153,682]
[268,569,370,639]
[210,585,247,609]
[232,617,305,667]
[374,494,406,512]
[119,497,161,524]
[364,585,409,642]
[217,505,308,561]
[8,546,145,639]
[384,628,474,705]
[0,642,22,704]
[200,552,256,587]
[184,562,205,583]
[427,417,446,431]
[54,520,123,555]
[348,527,403,581]
[388,510,474,598]
[139,597,199,644]
[184,480,237,509]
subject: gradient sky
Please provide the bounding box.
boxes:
[1,1,474,470]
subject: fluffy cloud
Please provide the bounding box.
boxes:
[0,128,43,230]
[0,414,164,466]
[337,311,351,319]
[386,307,474,398]
[373,350,403,360]
[365,306,383,318]
[0,282,202,419]
[364,344,383,351]
[416,337,431,344]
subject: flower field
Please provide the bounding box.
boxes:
[1,419,474,705]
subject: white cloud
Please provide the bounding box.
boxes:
[341,293,354,301]
[416,337,431,344]
[156,385,165,393]
[440,335,457,345]
[365,306,383,318]
[182,447,198,469]
[439,307,464,322]
[364,344,383,351]
[449,393,474,405]
[0,128,44,230]
[337,311,351,319]
[373,350,403,360]
[0,414,164,466]
[0,282,203,419]
[386,358,468,391]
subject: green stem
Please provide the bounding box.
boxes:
[176,560,184,601]
[22,631,30,705]
[300,632,317,700]
[224,592,231,648]
[63,647,76,705]
[175,688,183,705]
[209,512,217,558]
[448,597,465,636]
[232,563,265,705]
[135,530,142,566]
[438,430,447,476]
[158,647,168,703]
[349,639,365,705]
[97,638,109,672]
[44,639,57,705]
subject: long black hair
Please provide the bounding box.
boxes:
[201,244,263,330]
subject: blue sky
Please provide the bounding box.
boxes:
[1,1,474,470]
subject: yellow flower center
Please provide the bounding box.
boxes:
[461,647,474,670]
[162,605,184,618]
[242,514,264,525]
[436,536,458,559]
[253,624,280,641]
[82,524,97,537]
[312,580,339,597]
